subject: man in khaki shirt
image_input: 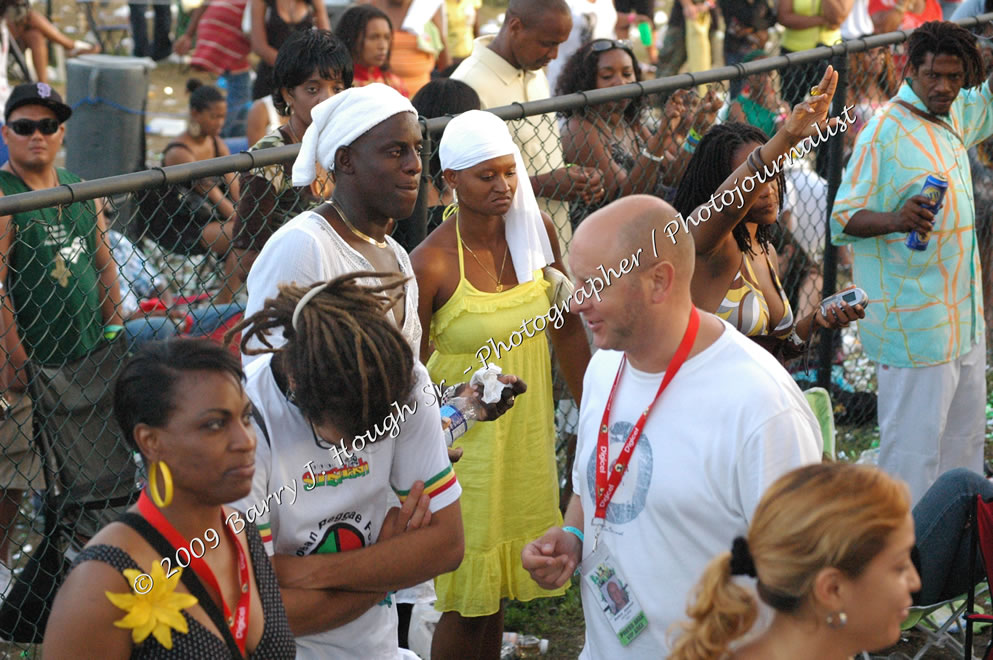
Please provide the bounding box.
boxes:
[451,0,604,255]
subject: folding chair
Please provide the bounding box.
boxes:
[965,494,993,659]
[803,386,836,461]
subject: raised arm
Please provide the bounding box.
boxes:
[688,66,839,254]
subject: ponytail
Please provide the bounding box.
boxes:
[668,552,758,660]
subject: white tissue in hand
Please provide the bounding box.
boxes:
[470,365,505,404]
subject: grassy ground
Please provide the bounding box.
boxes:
[504,577,585,659]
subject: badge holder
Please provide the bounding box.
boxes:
[581,539,648,646]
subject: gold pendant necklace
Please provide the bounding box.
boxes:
[457,217,509,292]
[330,198,388,249]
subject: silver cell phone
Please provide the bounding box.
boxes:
[819,288,868,318]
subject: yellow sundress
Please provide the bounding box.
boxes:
[429,220,566,616]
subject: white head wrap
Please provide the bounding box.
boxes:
[292,83,417,186]
[439,110,554,284]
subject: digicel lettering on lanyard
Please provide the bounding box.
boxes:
[138,491,251,656]
[594,307,700,523]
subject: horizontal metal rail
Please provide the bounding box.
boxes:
[0,11,990,215]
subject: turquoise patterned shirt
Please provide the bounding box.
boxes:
[831,79,993,367]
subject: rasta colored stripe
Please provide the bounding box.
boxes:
[395,465,458,502]
[258,523,272,544]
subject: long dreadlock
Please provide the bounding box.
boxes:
[228,272,415,440]
[906,21,984,88]
[672,122,784,256]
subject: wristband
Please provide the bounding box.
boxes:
[640,148,666,163]
[104,324,124,341]
[682,140,697,154]
[563,526,584,544]
[688,128,702,144]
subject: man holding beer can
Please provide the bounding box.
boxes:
[831,21,993,504]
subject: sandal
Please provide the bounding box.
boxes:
[68,40,100,57]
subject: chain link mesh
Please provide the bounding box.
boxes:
[0,23,991,651]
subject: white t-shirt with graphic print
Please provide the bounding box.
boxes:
[572,319,822,658]
[236,355,460,660]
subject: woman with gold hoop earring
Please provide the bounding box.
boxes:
[43,338,296,658]
[233,29,350,277]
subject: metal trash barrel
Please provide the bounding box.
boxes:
[65,54,152,181]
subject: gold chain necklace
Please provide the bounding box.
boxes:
[458,217,509,292]
[329,198,388,249]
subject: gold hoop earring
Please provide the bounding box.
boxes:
[148,461,174,508]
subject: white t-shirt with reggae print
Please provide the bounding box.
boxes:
[236,355,461,660]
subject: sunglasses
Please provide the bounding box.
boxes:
[8,118,60,136]
[591,39,631,53]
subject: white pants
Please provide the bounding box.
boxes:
[876,342,986,505]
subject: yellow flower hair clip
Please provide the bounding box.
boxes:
[105,560,198,649]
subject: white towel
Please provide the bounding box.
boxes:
[292,83,416,186]
[400,0,443,38]
[439,110,555,284]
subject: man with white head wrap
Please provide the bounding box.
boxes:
[243,83,423,363]
[411,109,591,659]
[238,86,526,656]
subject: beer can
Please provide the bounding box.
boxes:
[906,175,948,251]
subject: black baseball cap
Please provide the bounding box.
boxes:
[4,82,72,123]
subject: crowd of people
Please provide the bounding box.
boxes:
[0,0,991,658]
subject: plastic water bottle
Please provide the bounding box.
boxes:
[440,396,485,447]
[501,633,549,657]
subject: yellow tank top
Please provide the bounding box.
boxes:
[782,0,841,51]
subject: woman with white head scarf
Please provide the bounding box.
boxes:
[411,109,591,658]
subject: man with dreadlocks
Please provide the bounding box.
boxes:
[832,20,993,505]
[231,273,464,660]
[241,82,523,652]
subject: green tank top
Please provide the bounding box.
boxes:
[738,96,779,137]
[1,168,105,364]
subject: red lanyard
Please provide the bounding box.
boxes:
[138,491,251,656]
[594,307,700,522]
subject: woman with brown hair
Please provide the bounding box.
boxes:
[670,462,993,659]
[670,462,918,660]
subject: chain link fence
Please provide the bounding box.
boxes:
[0,13,991,653]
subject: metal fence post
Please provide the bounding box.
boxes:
[817,48,850,391]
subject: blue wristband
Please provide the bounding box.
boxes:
[562,526,584,544]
